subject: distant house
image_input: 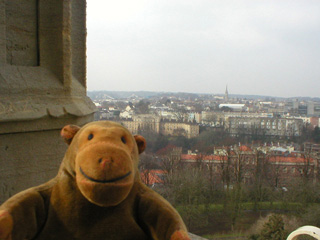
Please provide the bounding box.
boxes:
[180,146,317,187]
[120,110,133,119]
[118,114,199,138]
[225,117,304,137]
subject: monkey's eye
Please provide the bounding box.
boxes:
[88,133,94,140]
[121,136,126,144]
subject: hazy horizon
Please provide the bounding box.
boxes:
[87,89,320,100]
[87,1,320,98]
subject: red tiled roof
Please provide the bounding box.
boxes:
[239,145,252,152]
[181,154,226,161]
[140,170,166,185]
[180,154,314,164]
[268,156,314,164]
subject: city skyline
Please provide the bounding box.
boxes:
[87,1,320,98]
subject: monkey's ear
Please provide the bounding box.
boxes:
[134,135,146,154]
[61,125,80,145]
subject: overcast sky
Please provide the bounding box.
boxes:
[86,0,320,98]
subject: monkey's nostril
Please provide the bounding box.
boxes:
[98,158,103,163]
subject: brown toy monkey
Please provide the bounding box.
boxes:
[0,121,190,240]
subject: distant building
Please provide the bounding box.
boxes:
[180,146,318,187]
[160,119,199,138]
[224,85,229,102]
[293,99,299,111]
[310,117,319,129]
[118,114,199,138]
[304,142,320,158]
[307,102,320,117]
[120,114,161,134]
[120,110,133,119]
[219,104,246,112]
[225,117,304,137]
[98,110,120,120]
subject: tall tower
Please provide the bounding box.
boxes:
[224,85,229,102]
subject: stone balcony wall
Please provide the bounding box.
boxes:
[0,0,95,203]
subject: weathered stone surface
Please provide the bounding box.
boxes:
[0,130,67,204]
[0,0,95,202]
[0,95,95,127]
[6,0,38,66]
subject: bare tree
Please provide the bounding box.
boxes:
[135,100,150,114]
[172,112,186,121]
[164,168,209,231]
[206,156,217,201]
[290,146,318,205]
[217,147,232,196]
[299,147,314,183]
[267,153,282,190]
[172,128,187,138]
[139,154,159,186]
[252,149,271,210]
[229,146,247,231]
[195,153,204,170]
[158,145,182,178]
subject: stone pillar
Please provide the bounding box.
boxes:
[0,0,96,203]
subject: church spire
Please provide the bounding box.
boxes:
[224,85,229,102]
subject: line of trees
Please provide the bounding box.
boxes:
[139,144,320,234]
[140,125,320,157]
[137,124,320,235]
